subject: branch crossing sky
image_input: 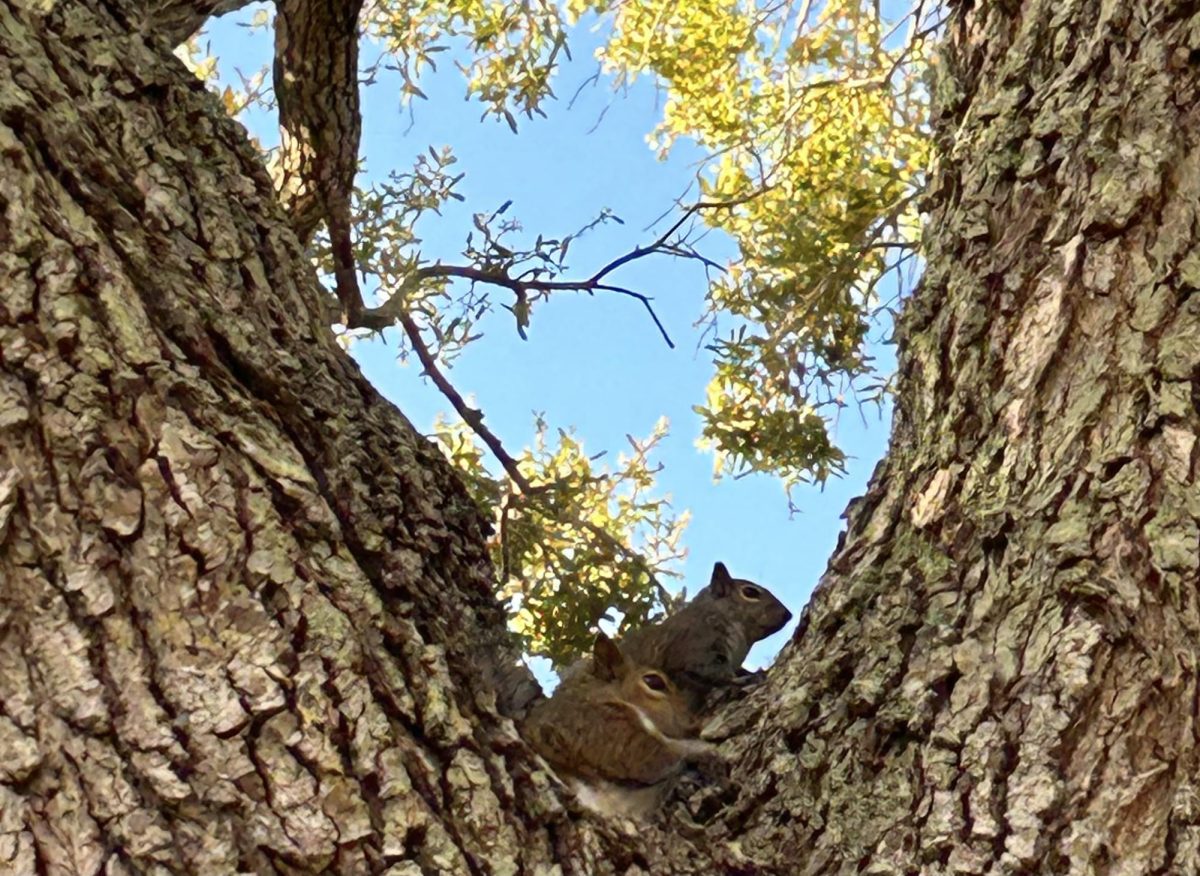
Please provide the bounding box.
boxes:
[206,6,895,678]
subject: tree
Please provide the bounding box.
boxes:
[3,1,1197,875]
[173,0,932,667]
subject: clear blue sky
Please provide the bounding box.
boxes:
[203,7,895,677]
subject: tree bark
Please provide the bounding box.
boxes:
[142,0,253,45]
[700,1,1200,872]
[274,0,366,325]
[4,0,1200,874]
[0,2,571,872]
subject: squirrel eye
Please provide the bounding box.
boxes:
[641,673,668,693]
[740,584,762,600]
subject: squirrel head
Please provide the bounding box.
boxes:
[521,633,705,790]
[591,633,697,739]
[696,562,793,641]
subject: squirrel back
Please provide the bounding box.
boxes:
[620,562,792,712]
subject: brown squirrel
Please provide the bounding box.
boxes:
[618,561,793,714]
[522,633,712,818]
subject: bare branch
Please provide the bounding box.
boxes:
[398,315,668,601]
[343,201,748,345]
[591,285,674,348]
[398,312,531,489]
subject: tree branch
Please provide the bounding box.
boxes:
[335,200,745,611]
[398,314,670,604]
[330,200,746,611]
[275,0,366,324]
[397,312,531,490]
[144,0,254,45]
[344,199,749,344]
[350,259,683,346]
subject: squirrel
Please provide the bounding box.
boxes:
[616,562,793,714]
[522,632,713,818]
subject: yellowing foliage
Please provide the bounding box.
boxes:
[365,0,567,130]
[434,414,688,666]
[573,0,933,490]
[191,0,937,664]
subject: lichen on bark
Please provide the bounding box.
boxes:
[702,2,1200,872]
[0,2,573,871]
[7,0,1200,873]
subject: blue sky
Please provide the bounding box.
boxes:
[203,8,896,676]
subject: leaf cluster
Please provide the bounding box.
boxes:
[433,414,688,666]
[365,0,569,130]
[188,0,938,665]
[575,0,936,490]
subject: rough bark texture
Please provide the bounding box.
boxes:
[5,0,1200,873]
[0,3,579,872]
[274,0,365,326]
[702,1,1200,872]
[142,0,253,45]
[273,0,362,246]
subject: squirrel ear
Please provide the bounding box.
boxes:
[710,562,734,596]
[592,633,625,681]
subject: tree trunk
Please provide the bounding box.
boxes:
[3,0,1199,874]
[0,3,568,872]
[702,1,1200,872]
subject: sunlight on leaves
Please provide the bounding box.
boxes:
[184,0,938,662]
[433,413,688,666]
[365,0,569,127]
[570,0,936,489]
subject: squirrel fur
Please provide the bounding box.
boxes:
[564,562,793,715]
[522,633,712,818]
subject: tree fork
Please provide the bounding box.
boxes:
[4,0,1200,873]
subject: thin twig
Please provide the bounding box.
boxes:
[594,285,675,347]
[567,68,602,110]
[400,312,668,598]
[398,312,531,489]
[346,201,747,341]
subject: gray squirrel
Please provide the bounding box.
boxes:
[561,562,793,715]
[522,633,712,818]
[622,562,792,713]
